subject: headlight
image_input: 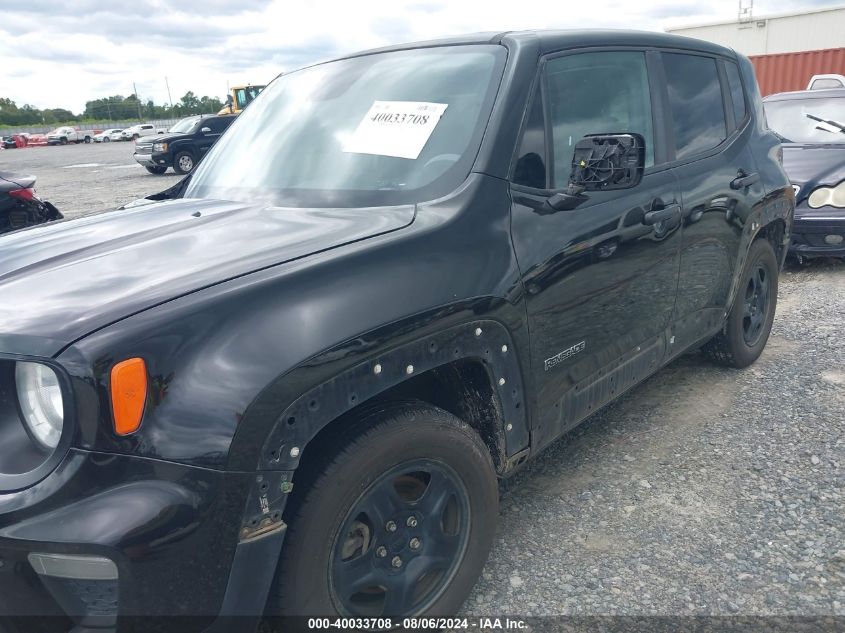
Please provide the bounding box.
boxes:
[807,181,845,208]
[15,362,64,450]
[153,142,168,152]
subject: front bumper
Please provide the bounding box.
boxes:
[0,449,288,633]
[789,207,845,259]
[133,152,171,169]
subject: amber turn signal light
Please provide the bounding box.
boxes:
[111,358,147,436]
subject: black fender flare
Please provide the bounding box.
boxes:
[257,319,529,473]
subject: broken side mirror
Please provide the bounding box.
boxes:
[547,133,645,211]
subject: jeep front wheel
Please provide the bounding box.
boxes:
[145,166,167,175]
[270,402,498,618]
[173,151,195,175]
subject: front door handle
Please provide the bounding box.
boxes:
[643,203,680,225]
[730,171,760,190]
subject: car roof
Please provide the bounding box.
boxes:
[764,88,845,101]
[333,29,734,61]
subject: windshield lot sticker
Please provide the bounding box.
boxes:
[343,101,448,160]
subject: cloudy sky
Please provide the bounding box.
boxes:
[0,0,840,113]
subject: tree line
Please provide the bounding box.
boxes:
[0,91,224,127]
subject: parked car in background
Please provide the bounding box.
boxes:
[0,30,793,627]
[120,124,164,141]
[134,114,236,174]
[46,126,93,145]
[807,74,845,90]
[0,170,62,234]
[764,88,845,261]
[94,128,124,143]
[1,135,23,149]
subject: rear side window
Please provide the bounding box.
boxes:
[663,53,727,159]
[725,61,747,124]
[544,51,654,187]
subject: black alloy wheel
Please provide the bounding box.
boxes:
[269,401,498,619]
[330,459,469,616]
[702,238,778,368]
[742,262,770,346]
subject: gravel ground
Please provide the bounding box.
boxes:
[0,141,180,218]
[468,260,845,618]
[3,141,845,621]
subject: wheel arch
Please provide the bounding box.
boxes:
[755,217,787,266]
[252,319,530,478]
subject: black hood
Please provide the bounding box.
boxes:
[136,133,183,144]
[0,198,415,357]
[781,143,845,189]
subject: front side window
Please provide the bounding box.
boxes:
[663,53,727,159]
[764,96,845,143]
[543,51,654,187]
[235,89,248,109]
[187,45,506,208]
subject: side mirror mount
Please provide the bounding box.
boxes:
[200,127,212,134]
[570,133,645,191]
[545,133,645,212]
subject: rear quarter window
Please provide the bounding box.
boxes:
[725,61,747,124]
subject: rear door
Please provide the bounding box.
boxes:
[509,49,682,450]
[660,51,767,354]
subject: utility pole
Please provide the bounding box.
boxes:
[133,82,143,121]
[165,76,173,109]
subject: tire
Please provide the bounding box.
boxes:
[145,166,167,175]
[132,134,139,141]
[173,151,195,175]
[84,136,91,144]
[103,137,110,143]
[702,238,778,368]
[269,401,498,619]
[60,137,67,145]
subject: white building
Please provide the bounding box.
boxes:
[665,4,845,56]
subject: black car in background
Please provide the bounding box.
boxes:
[764,88,845,261]
[133,114,236,175]
[0,170,62,234]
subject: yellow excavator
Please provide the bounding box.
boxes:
[218,84,266,115]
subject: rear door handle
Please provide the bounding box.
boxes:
[643,203,680,225]
[730,171,760,189]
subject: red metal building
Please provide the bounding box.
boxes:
[750,48,845,96]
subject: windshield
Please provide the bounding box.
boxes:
[764,96,845,143]
[186,45,506,208]
[169,117,200,134]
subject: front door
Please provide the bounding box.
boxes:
[509,49,682,450]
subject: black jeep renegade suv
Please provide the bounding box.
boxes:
[0,30,793,632]
[133,114,236,175]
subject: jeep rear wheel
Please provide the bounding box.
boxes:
[173,151,195,175]
[270,401,498,618]
[703,238,778,368]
